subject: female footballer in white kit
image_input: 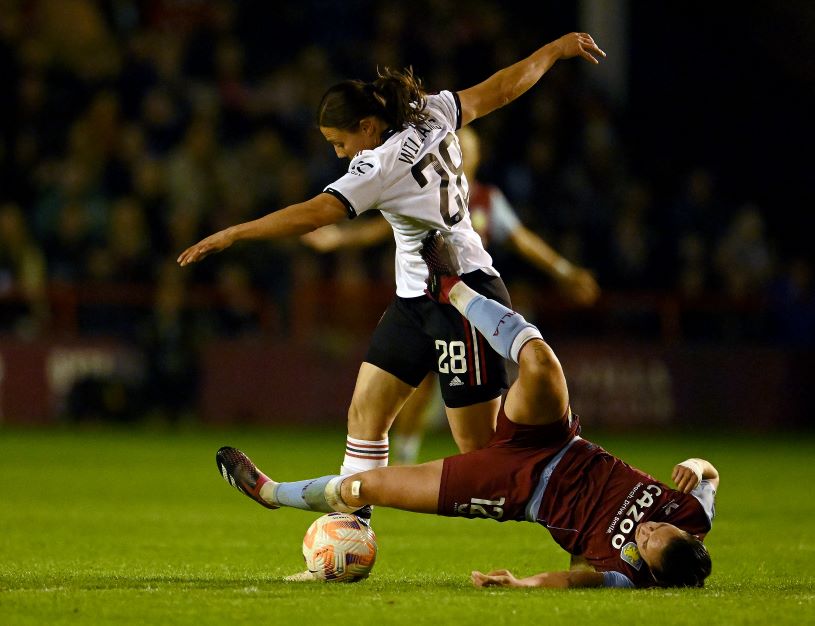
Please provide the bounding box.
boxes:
[178,32,606,526]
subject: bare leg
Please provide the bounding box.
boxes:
[445,396,501,452]
[502,339,569,426]
[347,362,416,440]
[340,461,444,514]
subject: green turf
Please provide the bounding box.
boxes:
[1,425,813,625]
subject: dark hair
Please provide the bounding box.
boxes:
[317,67,429,131]
[653,534,712,588]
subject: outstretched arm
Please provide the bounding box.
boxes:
[471,568,604,589]
[177,193,347,266]
[508,225,600,306]
[457,32,605,127]
[300,215,392,252]
[672,458,720,493]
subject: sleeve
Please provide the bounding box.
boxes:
[323,151,383,219]
[487,187,522,246]
[602,571,635,588]
[690,480,716,525]
[425,91,462,130]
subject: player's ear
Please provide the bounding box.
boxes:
[359,116,376,136]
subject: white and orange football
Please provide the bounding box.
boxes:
[302,512,378,582]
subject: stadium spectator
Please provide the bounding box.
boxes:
[714,203,774,300]
[605,180,656,289]
[767,256,815,347]
[0,2,796,356]
[140,261,202,423]
[79,196,154,337]
[0,202,50,336]
[104,196,155,284]
[178,33,607,531]
[215,232,717,588]
[209,262,264,338]
[44,200,96,282]
[667,166,723,249]
[165,117,221,219]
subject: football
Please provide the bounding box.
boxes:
[302,512,378,582]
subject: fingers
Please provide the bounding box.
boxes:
[559,272,600,307]
[677,460,703,493]
[177,250,193,266]
[487,569,512,577]
[579,45,604,64]
[177,248,197,266]
[177,245,209,266]
[671,464,699,493]
[576,33,606,63]
[178,232,230,266]
[471,571,503,588]
[471,569,515,588]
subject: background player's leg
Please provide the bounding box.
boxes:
[393,372,437,464]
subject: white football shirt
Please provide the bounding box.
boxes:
[324,91,498,297]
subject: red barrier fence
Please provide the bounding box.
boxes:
[1,336,810,430]
[1,279,808,429]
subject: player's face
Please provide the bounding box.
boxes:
[456,127,481,180]
[635,521,687,569]
[320,125,378,160]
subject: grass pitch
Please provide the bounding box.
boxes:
[1,425,813,625]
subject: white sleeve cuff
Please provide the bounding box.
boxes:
[509,326,543,363]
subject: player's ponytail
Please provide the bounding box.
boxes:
[317,67,429,132]
[371,67,429,129]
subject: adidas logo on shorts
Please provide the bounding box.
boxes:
[449,376,464,387]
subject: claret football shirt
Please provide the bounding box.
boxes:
[535,439,715,588]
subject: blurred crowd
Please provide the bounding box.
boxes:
[0,1,813,419]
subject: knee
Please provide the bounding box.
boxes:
[346,401,365,431]
[346,401,390,440]
[342,470,384,508]
[520,340,562,379]
[519,340,567,396]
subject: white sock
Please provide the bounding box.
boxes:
[341,435,389,475]
[448,280,479,315]
[393,433,422,465]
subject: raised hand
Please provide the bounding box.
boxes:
[672,460,703,494]
[555,32,606,64]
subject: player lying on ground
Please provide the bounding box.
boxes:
[216,232,718,588]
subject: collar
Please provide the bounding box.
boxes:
[380,126,400,143]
